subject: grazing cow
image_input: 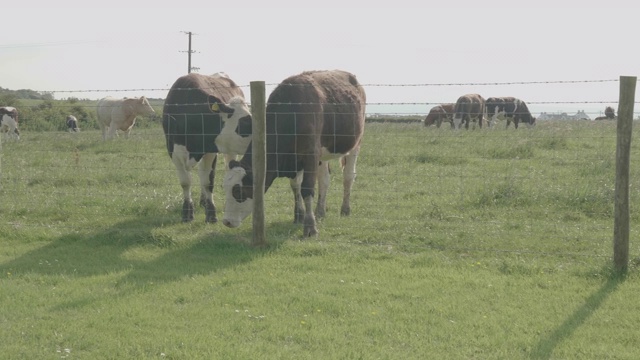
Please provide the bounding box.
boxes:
[485,97,536,128]
[96,96,155,140]
[0,106,20,140]
[222,70,366,237]
[453,94,485,129]
[163,72,253,223]
[595,106,616,120]
[424,103,455,128]
[66,115,80,132]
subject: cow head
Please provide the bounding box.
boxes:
[222,160,254,228]
[527,117,537,127]
[210,96,253,156]
[137,96,156,116]
[210,96,252,134]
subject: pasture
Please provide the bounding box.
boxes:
[1,120,640,359]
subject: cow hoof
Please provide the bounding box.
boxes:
[340,207,351,216]
[205,215,218,223]
[303,226,318,237]
[182,200,195,222]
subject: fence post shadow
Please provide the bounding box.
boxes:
[530,274,625,359]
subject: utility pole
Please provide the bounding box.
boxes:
[180,31,199,74]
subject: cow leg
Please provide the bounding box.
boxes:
[290,171,305,224]
[198,152,218,223]
[301,160,319,237]
[315,160,330,218]
[107,122,118,139]
[171,145,195,222]
[341,147,360,216]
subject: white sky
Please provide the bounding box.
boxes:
[1,1,638,116]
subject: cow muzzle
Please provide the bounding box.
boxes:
[222,219,239,228]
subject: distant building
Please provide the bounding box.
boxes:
[537,110,591,121]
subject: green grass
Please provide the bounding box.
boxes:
[1,120,640,359]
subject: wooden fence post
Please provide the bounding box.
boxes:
[250,81,267,246]
[613,76,637,272]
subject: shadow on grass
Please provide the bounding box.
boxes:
[530,272,625,359]
[0,216,282,308]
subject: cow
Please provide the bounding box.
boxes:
[453,94,485,129]
[424,103,455,128]
[0,106,20,140]
[162,72,253,223]
[485,97,536,128]
[595,106,616,120]
[66,115,80,132]
[96,96,155,140]
[222,69,366,237]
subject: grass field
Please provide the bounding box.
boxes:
[1,120,640,359]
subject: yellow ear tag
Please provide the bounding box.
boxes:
[211,103,219,112]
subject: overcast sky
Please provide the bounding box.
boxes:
[1,1,638,116]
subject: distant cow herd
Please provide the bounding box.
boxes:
[0,73,621,236]
[424,96,617,129]
[424,94,538,129]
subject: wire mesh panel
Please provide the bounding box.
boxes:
[0,79,638,262]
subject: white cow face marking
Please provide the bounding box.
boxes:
[222,164,254,228]
[213,97,253,156]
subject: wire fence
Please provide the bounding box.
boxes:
[1,78,638,264]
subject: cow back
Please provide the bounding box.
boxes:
[454,94,485,116]
[264,70,366,178]
[424,103,455,126]
[163,73,245,156]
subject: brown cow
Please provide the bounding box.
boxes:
[96,96,155,140]
[222,70,366,237]
[424,103,455,128]
[453,94,485,129]
[595,106,616,120]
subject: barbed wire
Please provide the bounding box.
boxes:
[361,79,621,87]
[42,78,624,95]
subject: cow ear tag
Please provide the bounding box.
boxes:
[211,103,220,112]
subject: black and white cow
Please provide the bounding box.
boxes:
[453,94,485,129]
[485,97,536,128]
[222,70,366,237]
[162,72,253,223]
[0,106,20,140]
[66,115,80,132]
